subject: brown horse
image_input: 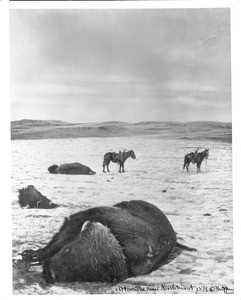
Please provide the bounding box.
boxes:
[103,150,136,173]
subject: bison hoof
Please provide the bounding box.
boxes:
[21,249,35,261]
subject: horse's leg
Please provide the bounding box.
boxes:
[102,160,106,173]
[122,164,125,173]
[119,164,122,173]
[183,158,187,171]
[107,163,110,172]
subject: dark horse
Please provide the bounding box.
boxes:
[183,148,209,172]
[103,150,136,173]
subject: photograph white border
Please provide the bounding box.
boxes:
[0,0,240,299]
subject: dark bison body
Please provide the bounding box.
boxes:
[48,162,96,175]
[18,185,58,209]
[21,200,196,283]
[43,221,128,283]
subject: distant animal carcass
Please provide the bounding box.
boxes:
[18,185,58,209]
[48,162,96,175]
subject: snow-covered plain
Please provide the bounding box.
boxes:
[11,136,233,294]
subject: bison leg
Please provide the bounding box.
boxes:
[22,207,116,263]
[21,247,51,264]
[22,217,86,263]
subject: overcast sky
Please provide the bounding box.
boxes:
[10,9,231,123]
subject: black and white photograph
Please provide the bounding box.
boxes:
[2,1,239,296]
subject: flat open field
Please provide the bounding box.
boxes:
[11,135,233,294]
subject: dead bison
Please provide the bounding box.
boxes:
[48,162,96,175]
[18,185,58,209]
[43,221,127,283]
[21,200,196,283]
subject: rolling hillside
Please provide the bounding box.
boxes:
[11,119,232,143]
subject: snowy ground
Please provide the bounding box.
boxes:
[11,136,233,294]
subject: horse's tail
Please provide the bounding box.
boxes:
[176,242,197,252]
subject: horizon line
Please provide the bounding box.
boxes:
[11,118,232,124]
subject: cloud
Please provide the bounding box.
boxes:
[10,9,231,122]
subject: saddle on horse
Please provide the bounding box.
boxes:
[112,151,124,163]
[191,148,199,163]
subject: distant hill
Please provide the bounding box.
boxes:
[11,119,232,143]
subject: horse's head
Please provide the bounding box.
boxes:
[48,164,58,174]
[130,150,136,159]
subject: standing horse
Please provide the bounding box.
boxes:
[116,150,136,173]
[194,149,209,172]
[102,150,136,173]
[183,148,199,172]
